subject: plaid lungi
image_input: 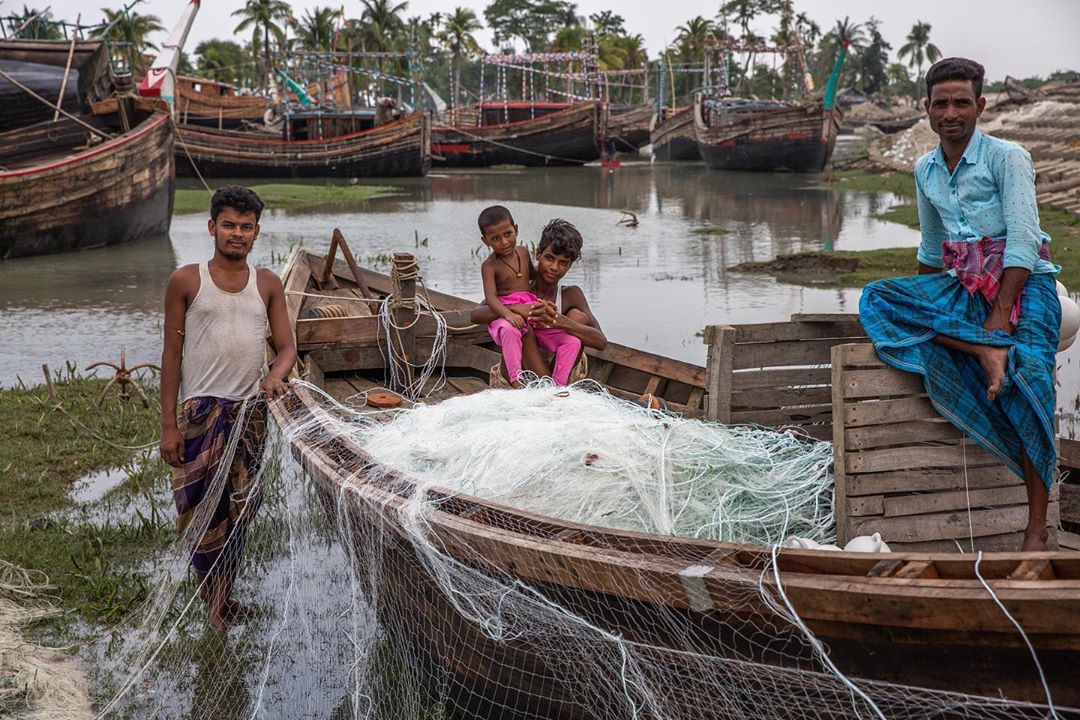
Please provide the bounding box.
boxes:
[859,272,1060,489]
[172,396,267,578]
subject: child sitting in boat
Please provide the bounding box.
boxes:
[478,205,584,387]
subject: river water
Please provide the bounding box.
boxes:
[2,161,1078,429]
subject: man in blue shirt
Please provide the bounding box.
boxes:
[860,58,1061,551]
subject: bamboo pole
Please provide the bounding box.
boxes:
[53,13,80,121]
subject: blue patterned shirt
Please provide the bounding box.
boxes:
[914,129,1058,275]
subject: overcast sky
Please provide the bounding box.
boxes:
[25,0,1080,80]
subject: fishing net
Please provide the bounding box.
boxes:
[73,378,1071,720]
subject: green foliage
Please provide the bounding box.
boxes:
[898,20,941,93]
[174,183,399,215]
[193,39,258,87]
[437,7,484,110]
[294,5,340,52]
[231,0,291,87]
[94,7,165,73]
[4,4,62,39]
[588,10,625,37]
[483,0,578,52]
[854,17,890,94]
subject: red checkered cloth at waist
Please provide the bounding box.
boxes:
[942,237,1052,326]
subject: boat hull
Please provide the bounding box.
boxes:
[606,104,653,151]
[694,95,841,173]
[433,102,600,167]
[175,112,431,178]
[649,108,700,161]
[0,110,174,260]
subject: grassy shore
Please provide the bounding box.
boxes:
[0,369,172,624]
[174,182,399,215]
[738,170,1080,288]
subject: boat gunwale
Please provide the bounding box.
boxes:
[434,100,599,134]
[176,111,426,147]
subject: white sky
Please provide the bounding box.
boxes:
[22,0,1080,80]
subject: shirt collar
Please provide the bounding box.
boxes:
[931,129,984,168]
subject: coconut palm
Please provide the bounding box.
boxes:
[296,6,339,52]
[673,16,715,63]
[6,5,62,39]
[96,8,165,73]
[437,7,483,111]
[231,0,291,86]
[898,21,942,88]
[359,0,409,53]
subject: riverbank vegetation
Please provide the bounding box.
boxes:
[0,368,171,626]
[736,170,1080,289]
[174,183,399,215]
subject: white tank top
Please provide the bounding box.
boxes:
[180,262,268,402]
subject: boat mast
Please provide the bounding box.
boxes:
[822,39,848,111]
[137,0,200,112]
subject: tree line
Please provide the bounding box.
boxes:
[3,1,1076,107]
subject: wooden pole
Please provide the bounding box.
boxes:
[53,13,80,121]
[703,325,734,423]
[41,364,57,404]
[392,253,418,389]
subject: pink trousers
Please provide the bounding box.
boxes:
[488,292,582,385]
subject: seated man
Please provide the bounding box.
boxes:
[471,218,607,382]
[860,58,1061,551]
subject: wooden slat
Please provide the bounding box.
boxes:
[845,420,965,450]
[733,320,865,343]
[846,495,884,516]
[1061,483,1080,525]
[1008,559,1055,581]
[1058,438,1080,469]
[839,368,925,399]
[729,404,832,426]
[893,560,939,579]
[733,338,843,370]
[844,395,940,427]
[730,367,831,390]
[832,345,850,545]
[704,325,734,422]
[834,343,885,366]
[883,484,1029,517]
[845,465,1021,496]
[850,504,1061,543]
[731,385,832,409]
[1060,530,1080,551]
[846,444,1002,474]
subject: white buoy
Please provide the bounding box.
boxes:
[1059,294,1079,352]
[783,537,842,552]
[1057,280,1068,296]
[843,533,892,553]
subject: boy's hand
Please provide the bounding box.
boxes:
[507,313,527,329]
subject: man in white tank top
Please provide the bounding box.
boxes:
[159,186,296,633]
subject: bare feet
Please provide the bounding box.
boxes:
[975,346,1009,401]
[1021,527,1048,552]
[208,605,233,634]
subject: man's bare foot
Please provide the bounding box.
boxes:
[208,607,233,634]
[224,600,255,622]
[975,346,1009,401]
[1021,527,1048,552]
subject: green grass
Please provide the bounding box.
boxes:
[690,226,731,236]
[825,169,917,197]
[174,182,399,215]
[0,369,173,624]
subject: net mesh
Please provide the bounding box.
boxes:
[77,383,1069,720]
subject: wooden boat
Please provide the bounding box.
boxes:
[174,111,431,179]
[649,106,699,161]
[0,39,113,132]
[0,97,174,260]
[432,101,601,167]
[693,95,843,173]
[270,244,1080,718]
[175,75,269,129]
[605,103,653,151]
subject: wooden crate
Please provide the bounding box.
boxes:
[703,313,867,440]
[831,343,1060,551]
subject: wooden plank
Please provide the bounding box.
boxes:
[866,559,904,577]
[832,345,850,545]
[730,385,832,409]
[840,368,925,399]
[730,367,832,390]
[732,320,865,343]
[588,342,706,388]
[844,395,942,427]
[887,530,1053,553]
[1061,483,1080,525]
[847,444,1002,474]
[846,495,884,516]
[846,420,965,450]
[729,404,832,427]
[883,484,1029,518]
[850,504,1060,543]
[1060,530,1080,550]
[302,353,325,389]
[893,560,939,579]
[733,338,845,370]
[704,325,734,422]
[789,313,861,323]
[296,310,476,347]
[845,465,1021,496]
[835,343,886,366]
[1008,559,1055,581]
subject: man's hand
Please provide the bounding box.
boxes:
[160,426,185,467]
[527,300,558,328]
[260,376,292,398]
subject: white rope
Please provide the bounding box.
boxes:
[972,551,1061,720]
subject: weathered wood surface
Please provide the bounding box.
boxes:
[175,111,431,178]
[0,39,113,109]
[176,75,268,125]
[649,106,699,161]
[831,343,1060,550]
[605,104,653,150]
[0,109,174,259]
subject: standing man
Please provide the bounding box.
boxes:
[159,186,296,632]
[860,58,1061,551]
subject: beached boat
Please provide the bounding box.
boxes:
[606,103,653,152]
[174,110,431,178]
[0,98,173,259]
[0,38,114,132]
[270,244,1080,718]
[649,106,699,161]
[174,75,269,129]
[432,101,601,167]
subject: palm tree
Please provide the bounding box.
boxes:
[231,0,291,87]
[359,0,409,54]
[96,8,165,73]
[674,16,715,63]
[898,21,942,90]
[437,7,483,112]
[296,6,339,52]
[7,5,62,39]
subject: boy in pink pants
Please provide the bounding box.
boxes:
[478,206,582,386]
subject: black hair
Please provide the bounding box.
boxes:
[925,57,985,100]
[538,218,582,262]
[478,205,514,233]
[210,185,265,222]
